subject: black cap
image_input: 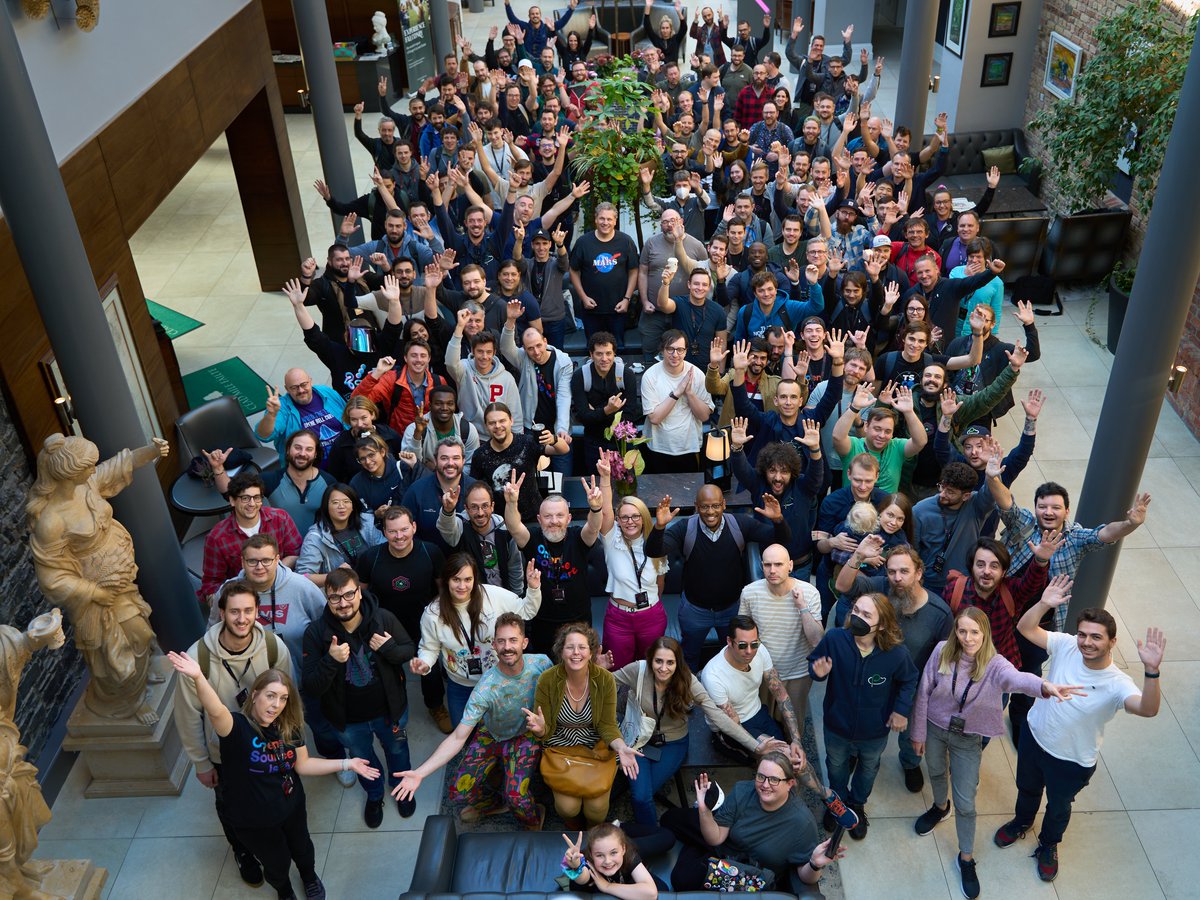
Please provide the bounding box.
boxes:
[530,229,553,242]
[838,198,860,213]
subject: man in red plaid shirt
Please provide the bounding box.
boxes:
[198,470,302,604]
[733,64,773,129]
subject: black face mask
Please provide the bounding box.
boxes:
[848,614,872,637]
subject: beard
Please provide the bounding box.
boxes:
[890,583,920,614]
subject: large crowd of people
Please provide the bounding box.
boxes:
[167,6,1167,899]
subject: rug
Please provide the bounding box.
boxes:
[182,356,270,415]
[146,299,204,339]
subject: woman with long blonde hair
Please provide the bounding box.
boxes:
[910,607,1083,899]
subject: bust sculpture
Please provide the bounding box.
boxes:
[371,10,391,52]
[26,434,169,726]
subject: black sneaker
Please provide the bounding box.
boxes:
[364,798,384,828]
[397,795,416,818]
[993,818,1029,848]
[234,851,264,886]
[914,801,951,836]
[849,803,868,840]
[903,765,925,793]
[1034,843,1058,882]
[303,876,327,899]
[956,854,980,899]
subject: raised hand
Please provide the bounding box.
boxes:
[282,278,308,306]
[730,416,753,448]
[441,484,460,514]
[1137,627,1166,673]
[805,263,820,285]
[301,256,318,279]
[265,385,282,415]
[1031,528,1064,563]
[709,333,727,369]
[506,298,524,323]
[797,418,821,451]
[694,773,713,812]
[373,355,397,378]
[348,255,365,282]
[202,447,232,472]
[328,635,350,663]
[582,475,603,510]
[339,211,359,238]
[1006,342,1029,370]
[939,387,961,419]
[755,492,783,522]
[503,470,525,505]
[526,558,542,591]
[521,705,546,736]
[1126,492,1152,526]
[655,495,680,529]
[824,328,846,363]
[987,165,1001,189]
[377,75,388,97]
[562,831,585,870]
[1041,574,1073,609]
[423,262,445,289]
[731,340,752,371]
[811,656,832,678]
[353,100,365,116]
[313,179,331,200]
[166,650,202,680]
[984,446,1005,479]
[1021,388,1045,420]
[1014,298,1036,325]
[851,381,875,410]
[891,385,915,413]
[1042,681,1088,702]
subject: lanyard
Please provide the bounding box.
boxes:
[220,655,252,689]
[626,541,649,589]
[950,665,973,713]
[267,581,278,633]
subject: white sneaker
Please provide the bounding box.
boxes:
[337,767,357,788]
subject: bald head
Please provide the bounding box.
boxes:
[283,368,314,405]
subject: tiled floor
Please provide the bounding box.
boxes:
[34,4,1200,899]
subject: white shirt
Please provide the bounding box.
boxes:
[640,361,714,456]
[738,579,821,680]
[602,528,668,605]
[1028,631,1140,766]
[701,644,774,724]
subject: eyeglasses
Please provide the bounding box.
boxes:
[285,381,312,392]
[617,514,642,523]
[734,640,761,651]
[328,589,358,605]
[244,557,277,569]
[664,346,687,356]
[235,494,264,504]
[697,504,724,513]
[754,773,785,786]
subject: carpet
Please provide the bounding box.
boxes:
[182,356,270,415]
[146,299,204,339]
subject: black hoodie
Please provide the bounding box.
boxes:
[301,590,416,731]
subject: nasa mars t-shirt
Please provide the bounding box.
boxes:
[569,230,640,314]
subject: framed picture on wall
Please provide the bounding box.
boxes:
[981,52,1013,87]
[945,0,969,57]
[1045,31,1083,100]
[988,2,1021,37]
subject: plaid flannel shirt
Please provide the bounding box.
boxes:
[944,562,1049,667]
[999,504,1109,630]
[198,507,303,602]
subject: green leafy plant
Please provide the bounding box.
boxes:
[1029,0,1197,214]
[1110,260,1136,294]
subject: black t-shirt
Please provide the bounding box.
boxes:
[521,525,592,624]
[577,851,643,892]
[569,231,640,314]
[533,357,559,428]
[355,540,444,634]
[217,712,303,828]
[470,433,545,521]
[341,631,388,724]
[874,350,948,392]
[671,299,728,370]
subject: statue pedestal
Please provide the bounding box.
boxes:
[33,859,107,899]
[62,658,189,798]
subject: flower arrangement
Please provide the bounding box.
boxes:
[603,413,648,496]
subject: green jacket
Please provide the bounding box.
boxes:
[534,663,621,748]
[950,362,1019,434]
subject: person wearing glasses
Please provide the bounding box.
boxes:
[639,329,715,473]
[255,367,347,468]
[302,568,416,829]
[199,471,303,606]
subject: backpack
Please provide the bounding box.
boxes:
[682,514,745,559]
[197,630,279,680]
[946,570,1014,619]
[738,299,792,338]
[581,359,643,423]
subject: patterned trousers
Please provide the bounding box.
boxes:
[449,726,542,825]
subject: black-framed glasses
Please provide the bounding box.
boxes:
[244,557,277,569]
[754,773,785,786]
[328,589,359,605]
[734,640,761,651]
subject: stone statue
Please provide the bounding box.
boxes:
[371,10,391,53]
[26,434,169,726]
[0,609,65,900]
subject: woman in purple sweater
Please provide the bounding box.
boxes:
[910,607,1082,899]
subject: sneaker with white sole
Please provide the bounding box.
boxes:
[956,854,980,899]
[914,801,951,836]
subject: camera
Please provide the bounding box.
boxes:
[648,733,666,748]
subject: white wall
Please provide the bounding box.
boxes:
[12,0,254,162]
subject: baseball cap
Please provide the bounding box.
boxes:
[517,59,534,69]
[961,424,991,439]
[872,235,892,248]
[530,229,553,242]
[838,198,859,213]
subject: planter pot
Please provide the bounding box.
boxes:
[1108,276,1131,354]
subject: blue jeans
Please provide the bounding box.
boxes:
[897,724,921,771]
[629,734,689,824]
[741,707,786,742]
[823,730,888,806]
[542,317,567,350]
[335,711,410,801]
[445,679,475,728]
[302,694,346,761]
[677,595,740,673]
[582,311,626,350]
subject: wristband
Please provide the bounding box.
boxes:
[561,857,585,880]
[1144,671,1160,678]
[212,468,225,475]
[341,758,349,772]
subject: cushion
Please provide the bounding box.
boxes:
[981,145,1017,174]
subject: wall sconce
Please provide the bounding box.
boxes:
[53,395,75,433]
[929,75,941,93]
[1168,365,1188,394]
[704,427,732,491]
[297,89,310,110]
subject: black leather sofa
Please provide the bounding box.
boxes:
[979,215,1049,284]
[934,128,1035,194]
[401,815,822,899]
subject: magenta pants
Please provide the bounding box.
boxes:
[602,602,669,670]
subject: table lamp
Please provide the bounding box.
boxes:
[704,427,732,491]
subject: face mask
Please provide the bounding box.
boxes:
[848,614,871,637]
[675,187,690,202]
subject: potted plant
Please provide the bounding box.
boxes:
[603,413,648,497]
[1017,156,1043,196]
[1107,261,1136,353]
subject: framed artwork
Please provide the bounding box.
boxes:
[988,2,1021,37]
[945,0,969,57]
[981,52,1013,87]
[1045,31,1083,100]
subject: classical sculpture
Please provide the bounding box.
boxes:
[0,609,66,900]
[26,434,168,726]
[371,10,391,52]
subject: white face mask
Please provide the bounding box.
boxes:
[675,187,690,202]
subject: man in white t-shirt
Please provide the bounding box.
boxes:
[995,575,1165,883]
[640,328,715,472]
[737,544,824,726]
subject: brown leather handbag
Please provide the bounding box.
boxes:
[539,742,617,799]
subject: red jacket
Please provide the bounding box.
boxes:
[891,241,943,284]
[351,365,446,435]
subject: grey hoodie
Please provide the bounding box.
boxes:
[446,332,523,433]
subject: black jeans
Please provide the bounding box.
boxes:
[1008,632,1049,748]
[213,763,252,858]
[1013,722,1096,846]
[234,800,317,898]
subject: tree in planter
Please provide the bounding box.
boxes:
[1029,0,1197,216]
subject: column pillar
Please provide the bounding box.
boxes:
[1066,33,1200,627]
[0,4,202,650]
[429,1,453,64]
[894,0,938,136]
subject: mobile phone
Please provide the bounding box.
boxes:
[826,824,846,858]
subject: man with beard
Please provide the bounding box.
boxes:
[831,382,926,493]
[377,78,426,152]
[429,182,505,288]
[833,541,951,793]
[326,397,405,483]
[945,301,1042,423]
[355,506,450,732]
[731,418,824,581]
[637,209,706,365]
[500,310,574,472]
[393,613,552,829]
[351,335,447,437]
[208,430,333,535]
[734,64,773,130]
[297,243,375,342]
[437,482,525,594]
[725,241,780,311]
[505,475,605,653]
[302,568,417,826]
[912,461,997,596]
[400,437,479,540]
[401,385,481,469]
[340,209,435,278]
[707,335,778,427]
[513,227,571,350]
